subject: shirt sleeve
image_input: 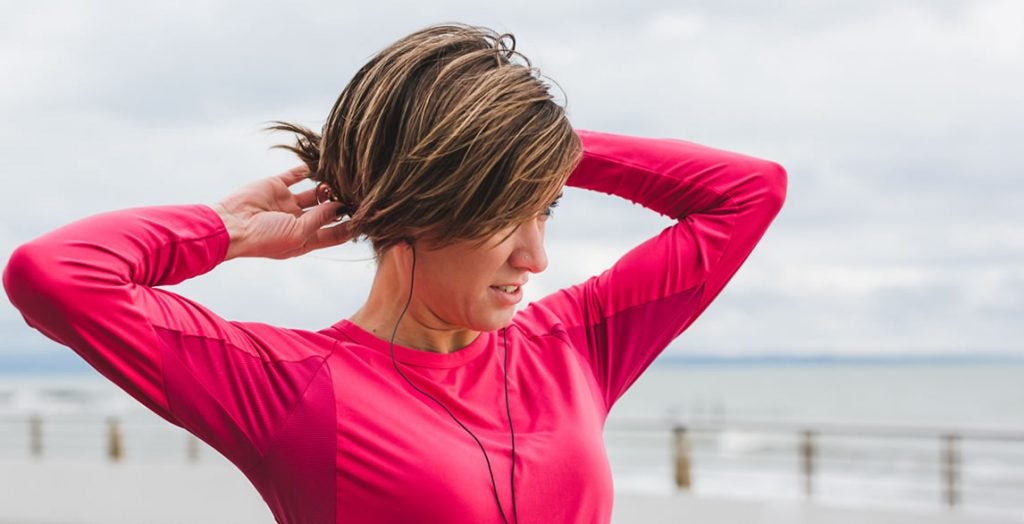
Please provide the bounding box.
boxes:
[521,129,787,413]
[2,204,334,471]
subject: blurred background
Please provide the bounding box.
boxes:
[1,0,1022,522]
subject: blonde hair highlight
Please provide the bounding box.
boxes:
[265,22,582,254]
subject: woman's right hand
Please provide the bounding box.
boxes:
[212,166,354,261]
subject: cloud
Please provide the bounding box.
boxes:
[1,0,1022,357]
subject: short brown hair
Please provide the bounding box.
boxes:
[265,22,582,254]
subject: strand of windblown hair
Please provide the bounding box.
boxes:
[388,246,516,524]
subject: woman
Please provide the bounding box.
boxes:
[3,22,786,524]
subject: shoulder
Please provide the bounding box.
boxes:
[220,321,338,362]
[510,297,577,346]
[511,275,607,334]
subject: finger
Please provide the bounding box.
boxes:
[277,165,311,186]
[302,199,354,251]
[294,187,318,209]
[299,200,346,232]
[309,220,355,251]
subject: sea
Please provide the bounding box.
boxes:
[1,358,1023,520]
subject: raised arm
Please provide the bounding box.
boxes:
[522,129,787,412]
[2,168,349,470]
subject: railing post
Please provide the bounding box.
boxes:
[187,434,201,463]
[942,433,960,507]
[800,429,815,498]
[673,425,692,490]
[106,416,123,462]
[29,414,43,459]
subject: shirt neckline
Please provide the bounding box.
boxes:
[327,319,494,369]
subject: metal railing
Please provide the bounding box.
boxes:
[605,416,1024,511]
[3,413,1023,513]
[0,414,206,463]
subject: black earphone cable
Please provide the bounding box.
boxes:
[502,326,520,520]
[388,244,519,524]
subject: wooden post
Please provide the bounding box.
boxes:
[942,434,960,507]
[106,416,123,462]
[673,426,692,490]
[800,429,815,498]
[29,414,43,459]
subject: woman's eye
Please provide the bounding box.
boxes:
[542,198,560,218]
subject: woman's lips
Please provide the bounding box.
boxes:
[489,284,523,305]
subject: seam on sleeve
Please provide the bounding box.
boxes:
[583,148,747,222]
[252,341,339,468]
[570,277,708,334]
[508,323,610,415]
[155,327,336,471]
[157,341,182,426]
[171,226,230,272]
[142,291,259,356]
[179,221,230,265]
[135,227,228,287]
[155,331,262,463]
[583,149,667,176]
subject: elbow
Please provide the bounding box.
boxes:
[4,241,93,349]
[4,242,43,311]
[3,240,64,316]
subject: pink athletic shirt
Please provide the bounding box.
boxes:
[3,129,786,523]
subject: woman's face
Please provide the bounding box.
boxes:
[410,212,550,333]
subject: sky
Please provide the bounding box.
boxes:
[1,0,1022,363]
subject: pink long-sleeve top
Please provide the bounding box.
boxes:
[3,129,786,523]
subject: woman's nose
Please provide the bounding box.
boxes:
[509,219,548,273]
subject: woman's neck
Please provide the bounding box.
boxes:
[348,250,479,354]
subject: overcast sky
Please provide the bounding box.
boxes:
[2,0,1022,359]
